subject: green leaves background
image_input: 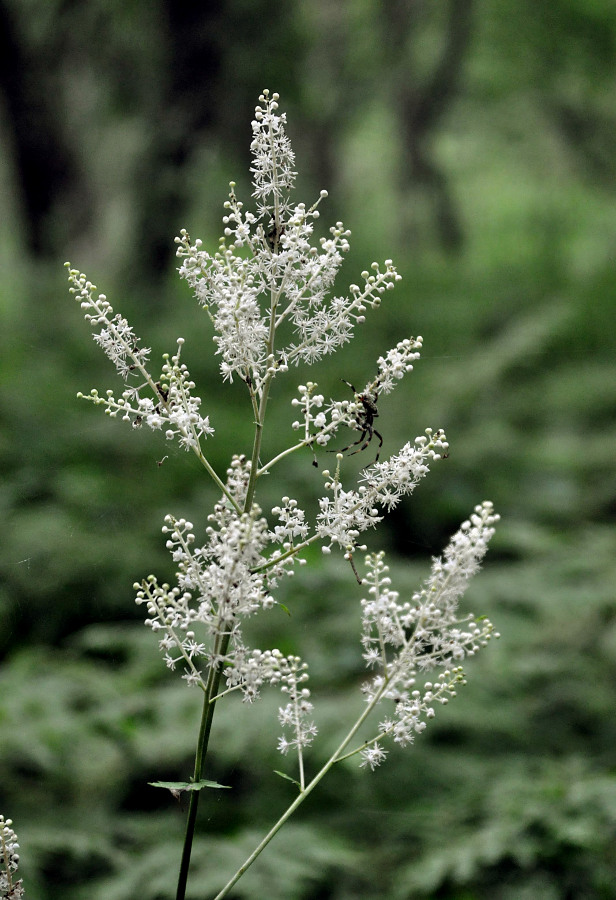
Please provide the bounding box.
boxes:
[1,0,615,896]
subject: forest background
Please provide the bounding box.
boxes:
[1,1,615,898]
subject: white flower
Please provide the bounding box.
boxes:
[289,343,425,470]
[359,742,388,770]
[270,497,309,546]
[250,90,297,216]
[72,89,500,778]
[356,503,499,765]
[67,266,150,379]
[134,457,314,724]
[317,430,448,552]
[175,90,403,388]
[69,266,215,454]
[176,234,269,384]
[375,336,423,393]
[0,815,24,900]
[277,676,318,755]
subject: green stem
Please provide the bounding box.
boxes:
[176,183,286,895]
[257,438,310,476]
[175,632,231,900]
[194,447,241,513]
[245,379,269,513]
[211,682,388,900]
[176,309,276,898]
[244,293,278,511]
[251,533,319,574]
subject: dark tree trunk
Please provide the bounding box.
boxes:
[0,0,85,256]
[385,0,473,251]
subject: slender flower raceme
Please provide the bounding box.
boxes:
[68,268,215,452]
[354,502,500,766]
[134,456,305,697]
[317,429,448,556]
[68,89,499,900]
[0,816,23,900]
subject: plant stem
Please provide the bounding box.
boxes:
[175,632,231,900]
[177,243,282,897]
[257,438,310,475]
[176,354,274,897]
[211,682,388,900]
[195,449,242,512]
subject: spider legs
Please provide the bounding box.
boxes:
[370,428,383,462]
[347,427,383,463]
[323,377,384,465]
[330,425,383,464]
[336,427,370,456]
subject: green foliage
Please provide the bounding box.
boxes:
[1,0,615,895]
[2,530,616,897]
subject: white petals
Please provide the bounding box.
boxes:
[271,497,309,545]
[359,742,388,770]
[0,815,24,899]
[376,336,423,393]
[72,90,499,783]
[67,267,150,379]
[176,235,269,383]
[75,336,214,452]
[175,91,403,386]
[357,503,499,765]
[250,91,297,211]
[317,431,447,551]
[134,457,314,746]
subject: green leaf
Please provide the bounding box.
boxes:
[274,770,301,788]
[149,779,231,792]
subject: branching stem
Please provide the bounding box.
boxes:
[176,221,281,897]
[211,677,390,900]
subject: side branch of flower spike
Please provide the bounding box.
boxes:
[350,502,500,768]
[317,429,449,554]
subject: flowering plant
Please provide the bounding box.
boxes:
[66,90,499,900]
[0,816,23,900]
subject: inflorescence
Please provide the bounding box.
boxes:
[69,89,499,777]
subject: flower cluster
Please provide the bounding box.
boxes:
[0,816,23,900]
[358,668,466,771]
[277,660,318,759]
[287,336,423,465]
[290,382,330,451]
[270,497,309,548]
[175,90,402,390]
[135,457,311,712]
[375,336,423,394]
[175,229,270,384]
[136,468,266,676]
[71,89,499,792]
[317,430,449,554]
[355,501,500,767]
[67,266,150,379]
[68,265,214,454]
[250,89,297,216]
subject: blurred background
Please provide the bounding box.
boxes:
[1,0,615,897]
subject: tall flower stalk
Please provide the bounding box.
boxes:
[68,90,499,900]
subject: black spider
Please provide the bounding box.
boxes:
[331,378,383,463]
[266,215,285,251]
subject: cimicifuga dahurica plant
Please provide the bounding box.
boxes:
[65,90,499,900]
[0,816,23,900]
